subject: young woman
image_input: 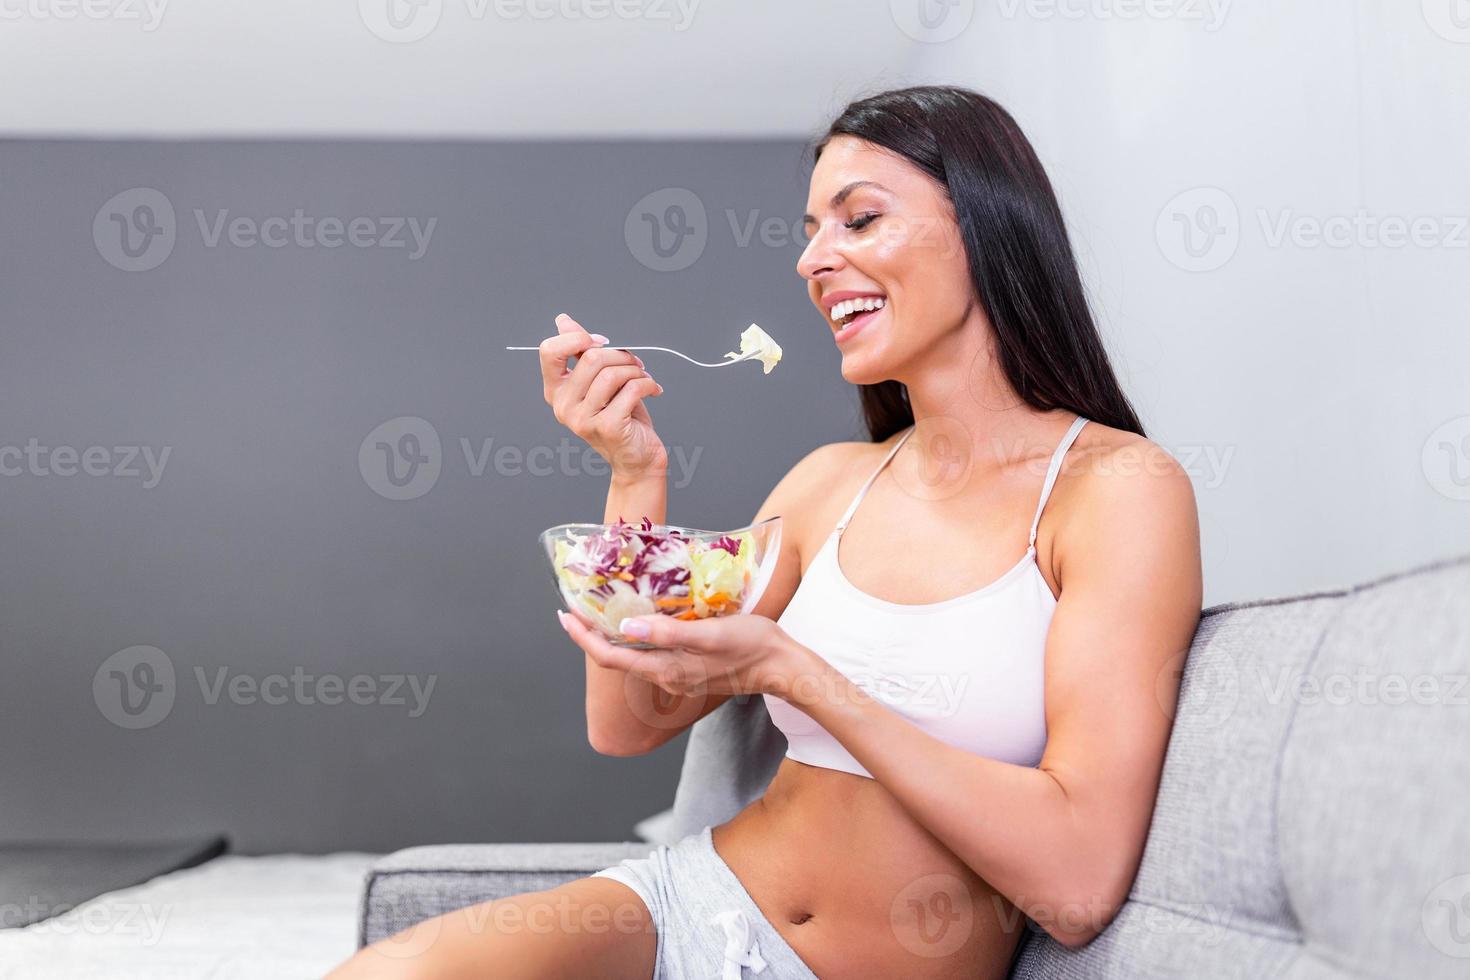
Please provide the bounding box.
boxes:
[331,85,1202,980]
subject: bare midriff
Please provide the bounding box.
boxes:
[709,757,1026,980]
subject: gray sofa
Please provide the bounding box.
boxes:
[360,552,1470,978]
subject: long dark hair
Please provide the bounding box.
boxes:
[813,85,1146,442]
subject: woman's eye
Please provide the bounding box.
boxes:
[844,212,880,231]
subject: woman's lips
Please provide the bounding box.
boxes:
[834,305,882,344]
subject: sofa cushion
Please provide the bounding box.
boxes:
[359,841,655,946]
[1015,552,1470,978]
[1276,557,1470,977]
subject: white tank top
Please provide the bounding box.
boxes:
[762,415,1089,778]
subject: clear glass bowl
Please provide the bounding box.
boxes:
[539,515,783,649]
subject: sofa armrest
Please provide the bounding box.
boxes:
[359,841,656,947]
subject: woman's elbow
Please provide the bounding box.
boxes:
[1035,877,1131,949]
[587,724,656,756]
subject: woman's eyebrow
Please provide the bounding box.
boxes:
[803,180,891,224]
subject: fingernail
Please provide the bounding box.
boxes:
[633,355,645,368]
[655,382,665,394]
[619,617,651,640]
[590,333,610,345]
[556,610,569,630]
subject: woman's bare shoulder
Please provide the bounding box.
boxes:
[755,433,894,547]
[1050,419,1200,553]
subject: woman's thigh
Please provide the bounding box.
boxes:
[326,876,656,980]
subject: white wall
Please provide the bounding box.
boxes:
[0,0,925,138]
[911,0,1470,604]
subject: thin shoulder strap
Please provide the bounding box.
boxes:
[835,425,916,532]
[1028,415,1089,549]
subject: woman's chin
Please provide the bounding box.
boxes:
[838,351,894,387]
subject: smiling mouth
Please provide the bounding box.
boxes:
[829,295,886,331]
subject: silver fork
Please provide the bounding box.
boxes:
[505,345,760,368]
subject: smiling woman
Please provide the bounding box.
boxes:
[329,84,1203,980]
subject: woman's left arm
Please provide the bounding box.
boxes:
[781,452,1203,948]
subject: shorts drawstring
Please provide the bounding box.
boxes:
[709,909,768,979]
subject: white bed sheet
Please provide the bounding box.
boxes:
[0,852,378,979]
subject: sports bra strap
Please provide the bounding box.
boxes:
[833,415,1089,544]
[1028,415,1089,548]
[834,424,916,532]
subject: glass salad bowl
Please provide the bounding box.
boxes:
[539,515,783,649]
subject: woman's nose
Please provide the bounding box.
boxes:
[796,228,841,281]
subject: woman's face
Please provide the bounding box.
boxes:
[797,135,976,386]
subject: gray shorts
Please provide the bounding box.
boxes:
[591,824,821,980]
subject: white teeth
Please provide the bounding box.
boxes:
[829,296,886,325]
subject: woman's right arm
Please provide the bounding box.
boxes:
[538,313,813,756]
